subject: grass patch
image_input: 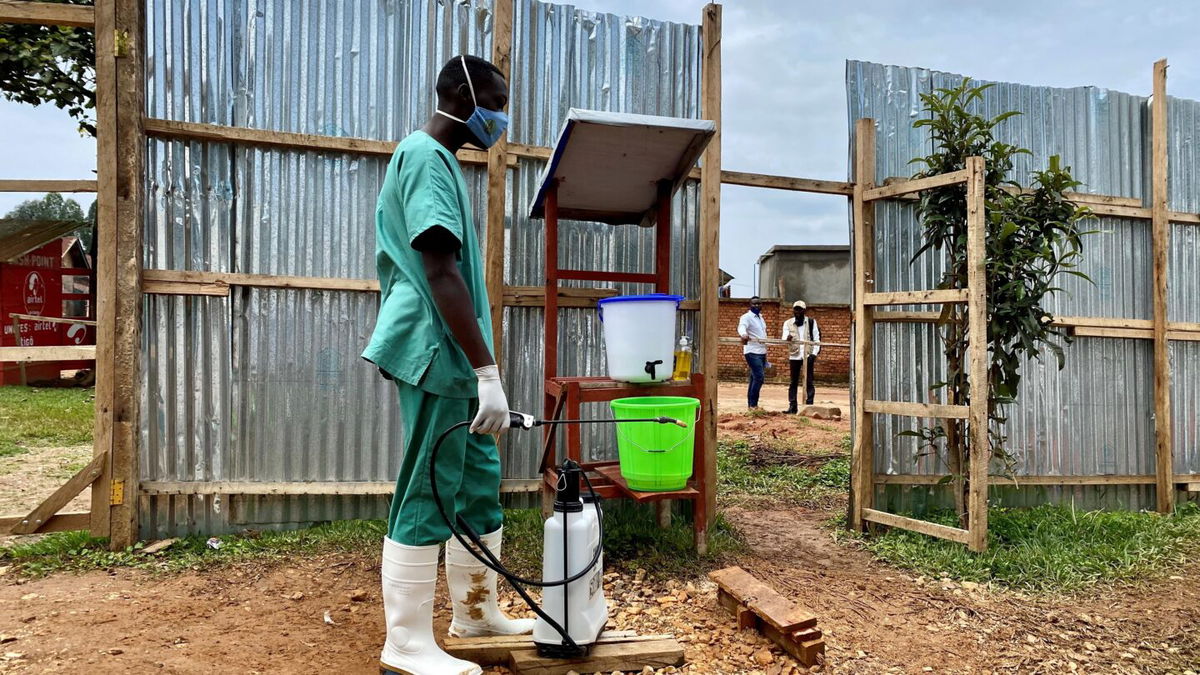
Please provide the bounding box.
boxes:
[2,506,742,581]
[861,503,1200,592]
[718,440,848,506]
[1,519,389,578]
[0,387,94,458]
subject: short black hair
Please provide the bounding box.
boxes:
[437,54,504,97]
[750,295,761,301]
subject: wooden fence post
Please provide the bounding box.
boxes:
[1151,58,1174,514]
[849,118,876,531]
[92,0,145,549]
[486,0,513,369]
[698,2,722,555]
[965,156,989,553]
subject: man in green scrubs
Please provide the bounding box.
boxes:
[363,54,531,675]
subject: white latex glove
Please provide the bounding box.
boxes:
[472,365,510,435]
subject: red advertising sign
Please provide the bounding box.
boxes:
[2,241,66,384]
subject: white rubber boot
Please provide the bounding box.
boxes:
[445,527,537,638]
[379,538,481,675]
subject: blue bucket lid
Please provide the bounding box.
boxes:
[596,293,685,307]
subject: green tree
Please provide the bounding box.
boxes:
[0,0,96,136]
[903,80,1095,525]
[4,191,86,222]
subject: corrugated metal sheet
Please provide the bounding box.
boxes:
[847,61,1199,512]
[141,0,703,536]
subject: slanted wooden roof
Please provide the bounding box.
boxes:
[528,109,715,226]
[0,219,82,263]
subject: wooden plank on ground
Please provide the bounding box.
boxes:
[863,289,968,306]
[508,639,684,675]
[1150,59,1174,515]
[709,567,817,633]
[862,508,971,545]
[444,631,642,666]
[714,588,825,667]
[10,452,106,534]
[0,0,94,27]
[864,399,969,419]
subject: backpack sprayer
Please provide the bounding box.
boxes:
[429,411,685,659]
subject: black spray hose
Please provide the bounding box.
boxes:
[427,413,684,650]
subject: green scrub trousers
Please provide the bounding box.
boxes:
[387,380,504,546]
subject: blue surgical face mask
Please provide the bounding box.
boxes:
[750,306,762,315]
[436,55,509,149]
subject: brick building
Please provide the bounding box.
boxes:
[717,297,850,383]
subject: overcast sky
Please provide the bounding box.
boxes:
[2,0,1197,296]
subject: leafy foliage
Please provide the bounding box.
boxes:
[4,191,87,221]
[0,0,96,136]
[904,80,1094,501]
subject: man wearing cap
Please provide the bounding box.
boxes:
[782,301,820,413]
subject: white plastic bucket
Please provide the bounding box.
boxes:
[597,294,684,383]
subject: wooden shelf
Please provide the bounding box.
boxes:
[592,464,700,503]
[544,376,703,402]
[541,463,700,505]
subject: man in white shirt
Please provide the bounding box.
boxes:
[737,296,769,409]
[782,300,820,412]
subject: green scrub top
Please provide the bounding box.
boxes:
[362,130,494,399]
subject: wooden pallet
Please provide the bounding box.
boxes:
[443,630,685,674]
[709,566,825,666]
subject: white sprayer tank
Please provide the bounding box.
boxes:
[597,294,684,383]
[533,498,607,650]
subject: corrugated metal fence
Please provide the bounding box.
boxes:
[139,0,702,537]
[847,61,1199,512]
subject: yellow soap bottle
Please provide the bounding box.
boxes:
[672,336,693,380]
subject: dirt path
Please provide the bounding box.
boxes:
[0,445,92,517]
[726,506,1200,674]
[1,396,1197,672]
[718,382,851,415]
[1,507,1195,674]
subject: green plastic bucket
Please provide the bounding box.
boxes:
[609,396,700,491]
